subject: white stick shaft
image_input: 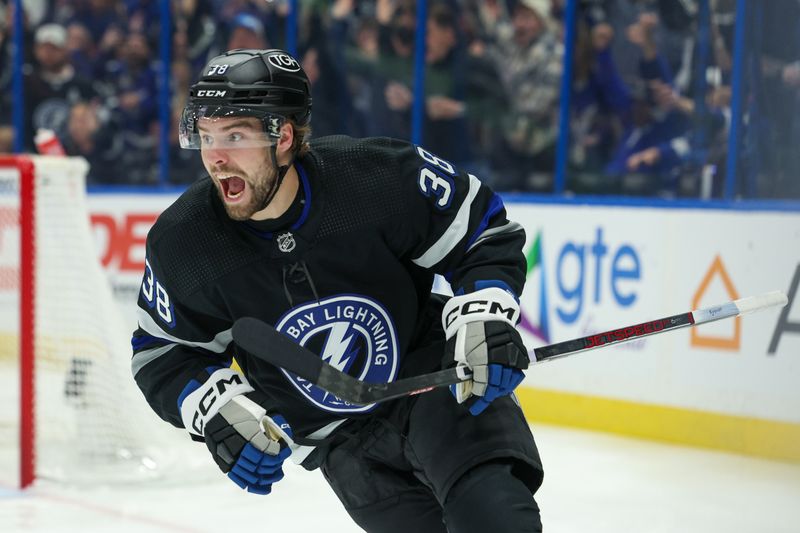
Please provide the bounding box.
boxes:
[692,290,788,325]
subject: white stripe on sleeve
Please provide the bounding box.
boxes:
[412,174,482,269]
[132,306,233,376]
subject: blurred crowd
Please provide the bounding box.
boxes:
[0,0,798,197]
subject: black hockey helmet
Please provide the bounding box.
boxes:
[179,49,312,149]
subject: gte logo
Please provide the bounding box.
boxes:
[768,264,800,354]
[520,227,642,343]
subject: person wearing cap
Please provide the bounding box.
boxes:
[20,23,100,151]
[227,12,269,50]
[486,0,564,191]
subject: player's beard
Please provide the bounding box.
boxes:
[214,158,278,221]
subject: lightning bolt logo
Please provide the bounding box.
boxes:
[275,295,398,413]
[321,322,360,373]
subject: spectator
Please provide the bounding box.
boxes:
[61,101,123,183]
[569,20,632,190]
[750,0,800,198]
[373,0,418,140]
[124,0,160,40]
[599,10,690,189]
[173,0,216,72]
[624,80,730,196]
[101,31,158,135]
[421,3,473,167]
[65,22,96,79]
[463,0,513,48]
[23,23,101,150]
[487,0,564,191]
[300,40,351,138]
[207,0,286,53]
[67,0,126,46]
[226,12,268,51]
[328,0,380,137]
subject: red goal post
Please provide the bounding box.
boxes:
[0,156,36,487]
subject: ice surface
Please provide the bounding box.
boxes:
[1,424,799,533]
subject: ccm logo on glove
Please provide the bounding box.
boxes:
[180,367,255,437]
[444,299,518,329]
[443,287,521,338]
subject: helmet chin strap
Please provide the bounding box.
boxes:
[258,143,292,212]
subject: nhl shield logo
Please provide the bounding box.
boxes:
[277,232,296,253]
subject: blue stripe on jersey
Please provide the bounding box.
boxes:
[131,333,170,352]
[474,279,519,302]
[465,193,504,250]
[291,162,312,230]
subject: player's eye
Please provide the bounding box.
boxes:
[200,134,214,146]
[228,132,244,143]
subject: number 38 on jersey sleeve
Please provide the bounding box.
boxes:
[393,143,527,297]
[141,256,176,327]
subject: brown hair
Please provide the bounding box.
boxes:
[289,119,311,158]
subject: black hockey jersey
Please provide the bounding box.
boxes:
[131,135,526,444]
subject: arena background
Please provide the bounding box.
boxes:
[3,0,799,470]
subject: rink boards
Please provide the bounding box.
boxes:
[87,193,800,462]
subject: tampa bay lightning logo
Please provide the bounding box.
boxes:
[274,295,399,413]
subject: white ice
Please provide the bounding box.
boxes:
[1,423,799,533]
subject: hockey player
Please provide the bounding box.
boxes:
[132,49,543,532]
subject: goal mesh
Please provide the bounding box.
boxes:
[0,155,204,488]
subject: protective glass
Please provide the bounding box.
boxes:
[179,104,284,150]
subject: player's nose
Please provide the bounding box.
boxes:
[205,147,229,166]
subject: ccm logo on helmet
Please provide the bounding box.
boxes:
[268,53,301,72]
[444,300,517,329]
[196,90,227,97]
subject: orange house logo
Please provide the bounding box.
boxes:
[691,255,740,350]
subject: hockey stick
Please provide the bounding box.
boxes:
[232,291,788,406]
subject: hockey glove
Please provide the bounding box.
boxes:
[442,286,530,415]
[179,368,293,494]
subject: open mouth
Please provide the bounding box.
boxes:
[219,176,246,201]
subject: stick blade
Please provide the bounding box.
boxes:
[232,317,324,382]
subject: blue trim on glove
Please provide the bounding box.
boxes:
[227,443,291,495]
[176,379,201,410]
[473,280,519,302]
[467,364,525,416]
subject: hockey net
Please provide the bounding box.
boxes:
[0,155,206,488]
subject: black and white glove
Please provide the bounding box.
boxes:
[442,286,530,415]
[180,368,293,494]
